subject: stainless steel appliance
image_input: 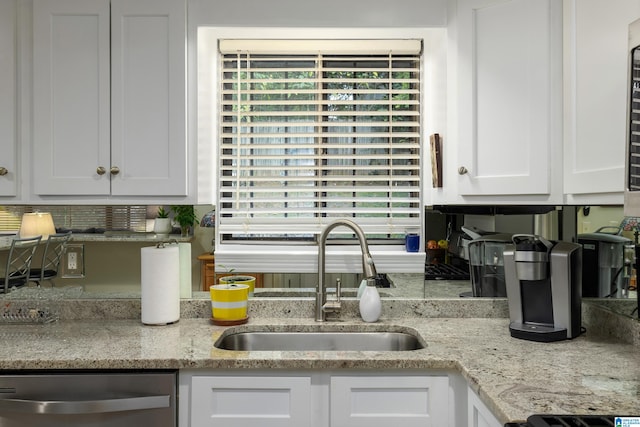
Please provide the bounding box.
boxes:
[467,232,512,297]
[446,225,486,261]
[624,18,640,216]
[624,18,640,319]
[504,235,582,342]
[577,227,633,298]
[0,371,176,426]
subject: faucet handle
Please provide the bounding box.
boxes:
[322,278,342,315]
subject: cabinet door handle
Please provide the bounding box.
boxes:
[96,166,106,176]
[110,166,120,176]
[0,167,7,176]
[458,166,468,175]
[0,394,170,415]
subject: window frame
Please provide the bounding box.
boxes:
[198,27,445,273]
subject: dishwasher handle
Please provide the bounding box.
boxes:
[0,394,170,415]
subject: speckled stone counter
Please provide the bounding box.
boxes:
[69,232,192,243]
[0,298,637,424]
[0,233,191,250]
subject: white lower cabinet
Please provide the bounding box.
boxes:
[468,386,502,427]
[180,370,450,427]
[189,375,312,427]
[330,375,449,427]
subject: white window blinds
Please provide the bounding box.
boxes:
[0,206,148,232]
[218,39,422,241]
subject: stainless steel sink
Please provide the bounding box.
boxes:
[214,330,425,351]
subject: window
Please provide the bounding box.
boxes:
[218,39,423,244]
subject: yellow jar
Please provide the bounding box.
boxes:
[210,284,249,321]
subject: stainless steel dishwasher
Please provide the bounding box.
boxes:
[0,371,176,426]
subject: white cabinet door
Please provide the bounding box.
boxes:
[468,387,502,427]
[190,375,312,427]
[563,0,640,204]
[455,0,562,199]
[0,0,17,197]
[33,0,111,196]
[330,375,449,427]
[110,0,187,196]
[33,0,186,198]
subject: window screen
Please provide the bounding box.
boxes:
[218,39,423,243]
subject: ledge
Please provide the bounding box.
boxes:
[70,232,192,243]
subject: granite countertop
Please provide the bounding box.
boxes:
[70,232,192,243]
[0,298,637,424]
[0,232,191,250]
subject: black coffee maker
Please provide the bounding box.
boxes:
[577,228,633,298]
[503,235,582,342]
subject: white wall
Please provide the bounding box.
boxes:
[188,0,448,28]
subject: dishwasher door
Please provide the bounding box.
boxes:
[0,371,176,427]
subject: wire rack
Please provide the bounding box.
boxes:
[0,307,58,324]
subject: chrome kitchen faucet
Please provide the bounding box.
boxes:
[316,219,377,322]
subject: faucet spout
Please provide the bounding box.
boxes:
[316,219,377,322]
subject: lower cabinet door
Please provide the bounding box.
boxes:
[190,375,312,427]
[330,375,449,427]
[468,386,502,427]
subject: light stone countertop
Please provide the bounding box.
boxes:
[68,232,192,243]
[0,232,192,251]
[0,297,637,424]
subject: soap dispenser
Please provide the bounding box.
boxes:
[359,279,381,322]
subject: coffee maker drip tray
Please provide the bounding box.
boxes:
[509,322,568,343]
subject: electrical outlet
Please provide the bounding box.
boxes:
[67,252,77,270]
[62,244,85,278]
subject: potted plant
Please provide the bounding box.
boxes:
[153,207,172,236]
[218,265,256,297]
[170,205,198,237]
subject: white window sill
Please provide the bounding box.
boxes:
[213,244,426,274]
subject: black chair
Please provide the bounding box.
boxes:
[28,232,72,287]
[0,236,42,293]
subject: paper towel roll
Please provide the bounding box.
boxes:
[141,245,180,325]
[178,243,192,299]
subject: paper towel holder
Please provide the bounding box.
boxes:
[156,239,178,249]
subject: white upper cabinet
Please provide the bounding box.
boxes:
[110,0,186,197]
[32,0,187,200]
[563,0,640,204]
[439,0,563,204]
[0,0,18,198]
[33,0,110,196]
